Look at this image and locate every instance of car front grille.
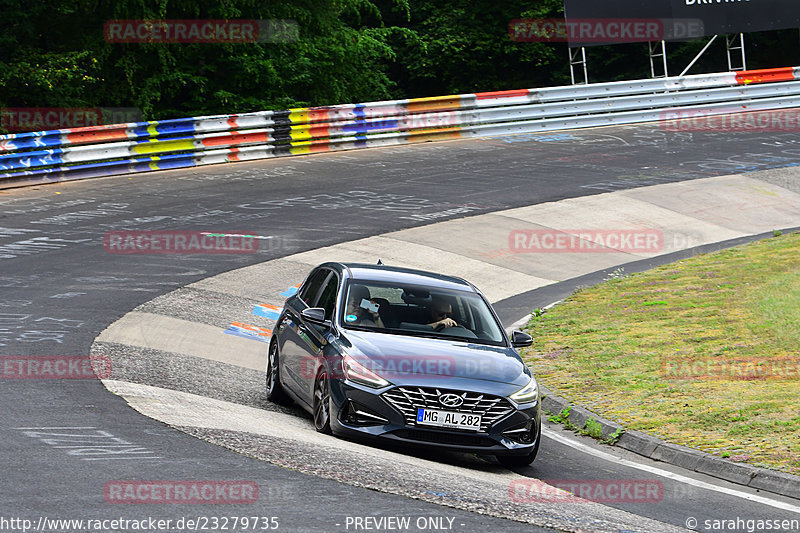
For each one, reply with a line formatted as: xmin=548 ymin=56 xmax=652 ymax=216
xmin=382 ymin=386 xmax=514 ymax=432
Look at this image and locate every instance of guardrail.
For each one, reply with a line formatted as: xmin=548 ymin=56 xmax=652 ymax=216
xmin=2 ymin=66 xmax=799 ymax=188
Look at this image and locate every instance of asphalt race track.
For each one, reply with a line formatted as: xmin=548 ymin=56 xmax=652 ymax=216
xmin=2 ymin=122 xmax=800 ymax=532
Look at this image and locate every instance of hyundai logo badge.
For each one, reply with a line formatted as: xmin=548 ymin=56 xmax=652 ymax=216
xmin=438 ymin=393 xmax=464 ymax=408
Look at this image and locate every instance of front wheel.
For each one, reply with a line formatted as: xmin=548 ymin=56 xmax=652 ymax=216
xmin=312 ymin=370 xmax=332 ymax=434
xmin=266 ymin=341 xmax=289 ymax=403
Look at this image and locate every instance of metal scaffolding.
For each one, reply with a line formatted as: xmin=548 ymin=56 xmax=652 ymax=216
xmin=569 ymin=34 xmax=749 ymax=83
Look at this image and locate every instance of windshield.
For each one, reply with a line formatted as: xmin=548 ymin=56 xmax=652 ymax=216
xmin=340 ymin=280 xmax=506 ymax=346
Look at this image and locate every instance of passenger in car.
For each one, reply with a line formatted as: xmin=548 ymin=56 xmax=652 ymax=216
xmin=344 ymin=284 xmax=385 ymax=328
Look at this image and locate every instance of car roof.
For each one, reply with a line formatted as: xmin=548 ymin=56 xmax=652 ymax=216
xmin=322 ymin=262 xmax=477 ymax=292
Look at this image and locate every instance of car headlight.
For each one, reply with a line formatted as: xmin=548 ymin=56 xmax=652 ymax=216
xmin=343 ymin=354 xmax=390 ymax=389
xmin=510 ymin=375 xmax=539 ymax=404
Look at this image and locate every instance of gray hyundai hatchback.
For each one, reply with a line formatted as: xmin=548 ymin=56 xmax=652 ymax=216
xmin=266 ymin=262 xmax=541 ymax=467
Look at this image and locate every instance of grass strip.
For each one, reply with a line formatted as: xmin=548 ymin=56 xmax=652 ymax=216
xmin=521 ymin=231 xmax=800 ymax=475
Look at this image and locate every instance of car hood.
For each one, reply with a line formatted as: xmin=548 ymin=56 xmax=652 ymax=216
xmin=341 ymin=329 xmax=530 ymax=386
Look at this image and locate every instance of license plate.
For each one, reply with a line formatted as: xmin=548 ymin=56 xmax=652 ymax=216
xmin=416 ymin=408 xmax=481 ymax=431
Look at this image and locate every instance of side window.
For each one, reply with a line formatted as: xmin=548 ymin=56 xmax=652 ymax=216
xmin=316 ymin=274 xmax=339 ymax=320
xmin=299 ymin=269 xmax=329 ymax=306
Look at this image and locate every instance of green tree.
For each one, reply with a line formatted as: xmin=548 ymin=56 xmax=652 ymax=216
xmin=390 ymin=0 xmax=567 ymax=97
xmin=0 ymin=0 xmax=797 ymax=130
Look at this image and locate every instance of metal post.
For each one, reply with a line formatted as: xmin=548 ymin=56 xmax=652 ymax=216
xmin=649 ymin=41 xmax=668 ymax=78
xmin=726 ymin=33 xmax=747 ymax=71
xmin=569 ymin=47 xmax=588 ymax=85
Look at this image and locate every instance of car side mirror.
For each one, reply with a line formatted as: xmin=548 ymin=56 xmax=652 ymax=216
xmin=511 ymin=330 xmax=533 ymax=348
xmin=301 ymin=307 xmax=330 ymax=327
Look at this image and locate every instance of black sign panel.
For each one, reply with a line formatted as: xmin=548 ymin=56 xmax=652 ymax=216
xmin=563 ymin=0 xmax=800 ymax=47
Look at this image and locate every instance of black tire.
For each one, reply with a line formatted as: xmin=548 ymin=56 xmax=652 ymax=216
xmin=266 ymin=341 xmax=289 ymax=404
xmin=312 ymin=370 xmax=332 ymax=434
xmin=497 ymin=423 xmax=541 ymax=468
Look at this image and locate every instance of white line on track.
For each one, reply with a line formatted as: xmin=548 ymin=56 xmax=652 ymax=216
xmin=542 ymin=427 xmax=800 ymax=513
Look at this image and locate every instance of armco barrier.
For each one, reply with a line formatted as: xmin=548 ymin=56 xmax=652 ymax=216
xmin=2 ymin=66 xmax=800 ymax=188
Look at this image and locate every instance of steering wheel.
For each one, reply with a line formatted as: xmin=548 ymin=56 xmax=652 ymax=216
xmin=435 ymin=320 xmax=468 ymax=332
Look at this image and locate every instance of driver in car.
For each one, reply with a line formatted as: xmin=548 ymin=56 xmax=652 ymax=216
xmin=426 ymin=296 xmax=457 ymax=330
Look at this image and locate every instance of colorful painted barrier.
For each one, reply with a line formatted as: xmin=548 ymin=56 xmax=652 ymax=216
xmin=2 ymin=67 xmax=800 ymax=188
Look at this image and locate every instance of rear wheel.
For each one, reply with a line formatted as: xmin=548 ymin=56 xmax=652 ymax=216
xmin=312 ymin=370 xmax=332 ymax=434
xmin=266 ymin=341 xmax=289 ymax=403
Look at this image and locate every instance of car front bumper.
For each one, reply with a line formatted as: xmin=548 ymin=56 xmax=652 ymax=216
xmin=329 ymin=380 xmax=541 ymax=456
